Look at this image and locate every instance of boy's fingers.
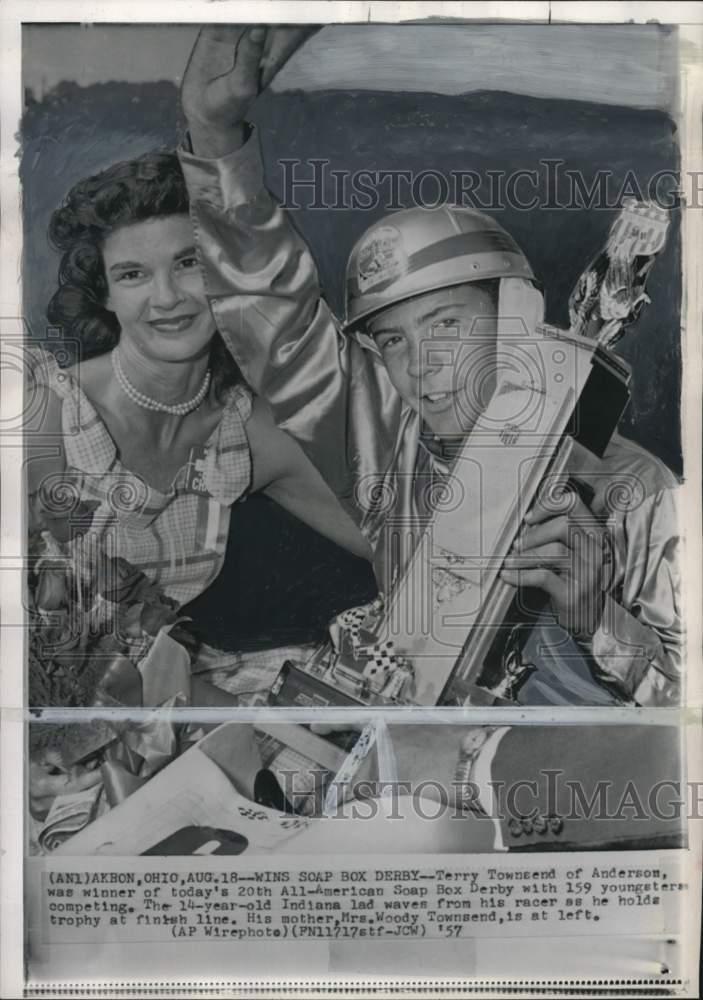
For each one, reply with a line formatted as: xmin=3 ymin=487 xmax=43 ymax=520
xmin=500 ymin=566 xmax=561 ymax=598
xmin=516 ymin=517 xmax=570 ymax=550
xmin=195 ymin=25 xmax=250 ymax=46
xmin=526 ymin=486 xmax=577 ymax=525
xmin=186 ymin=25 xmax=248 ymax=78
xmin=258 ymin=26 xmax=321 ymax=89
xmin=183 ymin=27 xmax=265 ymax=127
xmin=234 ymin=24 xmax=269 ymax=71
xmin=503 ymin=541 xmax=570 ymax=571
xmin=193 ymin=23 xmax=265 ymax=59
xmin=183 ymin=25 xmax=263 ymax=102
xmin=205 ymin=26 xmax=266 ymax=95
xmin=526 ymin=490 xmax=591 ymax=526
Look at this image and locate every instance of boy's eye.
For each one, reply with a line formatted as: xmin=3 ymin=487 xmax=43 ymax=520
xmin=377 ymin=334 xmax=403 ymax=352
xmin=433 ymin=317 xmax=461 ymax=332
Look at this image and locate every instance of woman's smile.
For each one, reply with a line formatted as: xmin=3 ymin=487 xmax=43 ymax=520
xmin=147 ymin=313 xmax=201 ymax=333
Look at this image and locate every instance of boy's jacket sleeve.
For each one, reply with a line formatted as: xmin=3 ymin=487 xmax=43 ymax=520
xmin=179 ymin=136 xmax=402 ymax=506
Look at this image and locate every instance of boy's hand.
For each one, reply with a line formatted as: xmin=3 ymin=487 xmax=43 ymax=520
xmin=181 ymin=25 xmax=318 ymax=157
xmin=500 ymin=489 xmax=613 ymax=640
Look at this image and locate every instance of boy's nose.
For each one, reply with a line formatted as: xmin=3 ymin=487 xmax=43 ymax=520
xmin=406 ymin=350 xmax=423 ymax=379
xmin=407 ymin=338 xmax=441 ymax=380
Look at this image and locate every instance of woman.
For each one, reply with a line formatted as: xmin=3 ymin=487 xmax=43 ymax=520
xmin=28 ymin=150 xmax=372 ymax=704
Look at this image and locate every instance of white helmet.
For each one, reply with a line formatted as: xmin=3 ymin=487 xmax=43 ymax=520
xmin=344 ymin=205 xmax=535 ymax=331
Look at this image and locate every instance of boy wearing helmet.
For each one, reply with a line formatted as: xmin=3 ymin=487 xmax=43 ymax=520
xmin=179 ymin=27 xmax=680 ymax=707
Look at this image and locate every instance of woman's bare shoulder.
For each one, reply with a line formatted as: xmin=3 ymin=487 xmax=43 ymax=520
xmin=70 ymin=354 xmax=113 ymax=404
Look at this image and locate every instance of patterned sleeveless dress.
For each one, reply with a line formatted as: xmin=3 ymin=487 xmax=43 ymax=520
xmin=30 ymin=349 xmax=253 ymax=607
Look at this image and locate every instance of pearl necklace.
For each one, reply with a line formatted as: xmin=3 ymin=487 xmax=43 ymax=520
xmin=111 ymin=349 xmax=211 ymax=416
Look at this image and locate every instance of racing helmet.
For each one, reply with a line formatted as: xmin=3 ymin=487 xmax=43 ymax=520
xmin=344 ymin=205 xmax=535 ymax=332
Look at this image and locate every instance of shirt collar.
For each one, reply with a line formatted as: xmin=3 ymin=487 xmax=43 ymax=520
xmin=418 ymin=424 xmax=466 ymax=473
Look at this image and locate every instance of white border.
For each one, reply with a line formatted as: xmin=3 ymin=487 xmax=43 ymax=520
xmin=1 ymin=7 xmax=26 ymax=998
xmin=4 ymin=0 xmax=703 ymax=26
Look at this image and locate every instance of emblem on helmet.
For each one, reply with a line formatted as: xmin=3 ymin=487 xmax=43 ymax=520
xmin=357 ymin=225 xmax=408 ymax=293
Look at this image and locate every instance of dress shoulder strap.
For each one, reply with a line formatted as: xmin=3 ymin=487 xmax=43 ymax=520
xmin=204 ymin=382 xmax=253 ymax=504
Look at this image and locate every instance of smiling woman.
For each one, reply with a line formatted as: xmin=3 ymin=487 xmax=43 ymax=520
xmin=28 ymin=151 xmax=372 ymax=710
xmin=47 ymin=153 xmax=236 ymax=382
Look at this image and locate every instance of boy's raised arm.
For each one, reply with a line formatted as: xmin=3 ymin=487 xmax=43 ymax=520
xmin=178 ymin=26 xmax=356 ymax=497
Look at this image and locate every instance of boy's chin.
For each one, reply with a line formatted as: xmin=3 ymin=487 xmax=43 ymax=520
xmin=423 ymin=409 xmax=478 ymax=441
xmin=427 ymin=422 xmax=469 ymax=441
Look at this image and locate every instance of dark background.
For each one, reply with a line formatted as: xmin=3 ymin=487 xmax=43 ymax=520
xmin=21 ymin=80 xmax=682 ymax=650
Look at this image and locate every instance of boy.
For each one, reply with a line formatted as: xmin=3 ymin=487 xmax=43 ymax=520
xmin=179 ymin=27 xmax=680 ymax=706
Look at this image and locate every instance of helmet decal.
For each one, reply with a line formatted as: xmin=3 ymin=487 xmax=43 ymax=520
xmin=357 ymin=225 xmax=408 ymax=294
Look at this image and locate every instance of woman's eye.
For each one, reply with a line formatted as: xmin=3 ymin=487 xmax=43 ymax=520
xmin=435 ymin=317 xmax=461 ymax=331
xmin=176 ymin=256 xmax=199 ymax=271
xmin=115 ymin=269 xmax=144 ymax=282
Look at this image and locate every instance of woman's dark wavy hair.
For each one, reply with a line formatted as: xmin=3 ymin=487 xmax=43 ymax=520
xmin=47 ymin=150 xmax=241 ymax=398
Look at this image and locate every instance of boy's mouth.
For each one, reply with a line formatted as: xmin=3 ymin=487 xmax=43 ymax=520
xmin=421 ymin=390 xmax=455 ymax=411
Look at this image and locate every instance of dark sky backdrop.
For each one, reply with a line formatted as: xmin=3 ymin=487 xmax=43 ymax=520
xmin=22 ymin=81 xmax=682 ymax=474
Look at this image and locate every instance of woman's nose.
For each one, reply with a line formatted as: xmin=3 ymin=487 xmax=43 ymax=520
xmin=150 ymin=271 xmax=184 ymax=310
